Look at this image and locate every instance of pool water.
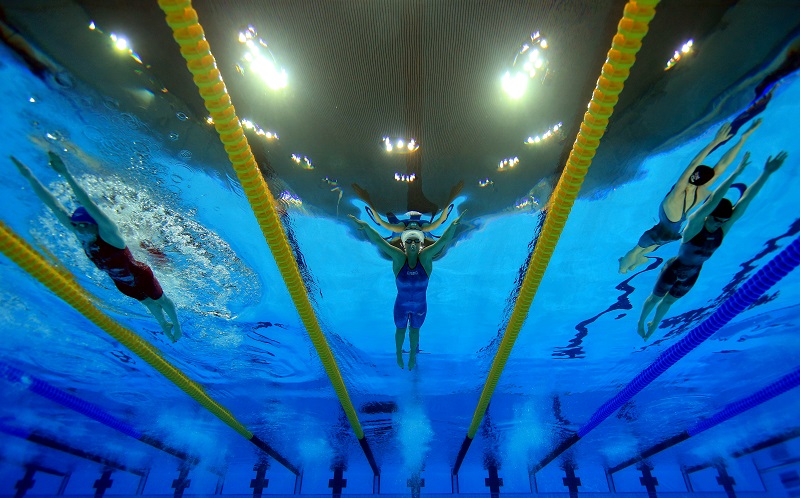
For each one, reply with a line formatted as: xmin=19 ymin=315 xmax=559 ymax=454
xmin=1 ymin=13 xmax=800 ymax=498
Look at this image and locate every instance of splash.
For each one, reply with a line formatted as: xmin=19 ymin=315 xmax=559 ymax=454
xmin=28 ymin=174 xmax=259 ymax=319
xmin=395 ymin=396 xmax=433 ymax=475
xmin=501 ymin=400 xmax=548 ymax=472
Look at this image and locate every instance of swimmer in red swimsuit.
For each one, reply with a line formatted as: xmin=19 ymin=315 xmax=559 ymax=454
xmin=637 ymin=150 xmax=788 ymax=340
xmin=619 ymin=120 xmax=762 ymax=274
xmin=350 ymin=211 xmax=463 ymax=370
xmin=12 ymin=152 xmax=183 ymax=342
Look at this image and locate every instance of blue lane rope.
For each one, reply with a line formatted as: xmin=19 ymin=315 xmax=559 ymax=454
xmin=532 ymin=236 xmax=800 ymax=472
xmin=610 ymin=365 xmax=800 ymax=473
xmin=578 ymin=236 xmax=800 ymax=437
xmin=0 ymin=361 xmax=197 ymax=462
xmin=687 ymin=366 xmax=800 ymax=436
xmin=0 ymin=362 xmax=142 ymax=439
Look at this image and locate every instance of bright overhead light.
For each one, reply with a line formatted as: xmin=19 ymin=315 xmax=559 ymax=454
xmin=502 ymin=71 xmax=528 ymax=99
xmin=237 ymin=26 xmax=288 ymax=90
xmin=502 ymin=31 xmax=550 ymax=98
xmin=665 ymin=39 xmax=694 ymax=71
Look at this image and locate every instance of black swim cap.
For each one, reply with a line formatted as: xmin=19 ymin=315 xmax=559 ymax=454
xmin=710 ymin=198 xmax=733 ymax=219
xmin=690 ymin=165 xmax=715 ymax=185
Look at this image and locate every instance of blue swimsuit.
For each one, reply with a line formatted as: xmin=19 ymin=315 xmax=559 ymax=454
xmin=394 ymin=259 xmax=429 ymax=329
xmin=637 ymin=187 xmax=698 ymax=248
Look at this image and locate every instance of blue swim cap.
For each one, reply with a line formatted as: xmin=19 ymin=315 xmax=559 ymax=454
xmin=70 ymin=207 xmax=97 ymax=225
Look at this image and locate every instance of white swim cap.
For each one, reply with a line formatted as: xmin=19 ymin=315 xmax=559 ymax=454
xmin=401 ymin=229 xmax=425 ymax=247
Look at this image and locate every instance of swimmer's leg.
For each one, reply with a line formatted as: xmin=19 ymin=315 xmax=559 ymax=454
xmin=395 ymin=328 xmax=406 ymax=369
xmin=645 ymin=294 xmax=679 ymax=339
xmin=142 ymin=298 xmax=173 ymax=339
xmin=637 ymin=293 xmax=661 ymax=339
xmin=620 ymin=244 xmax=658 ymax=274
xmin=408 ymin=328 xmax=420 ymax=371
xmin=157 ymin=295 xmax=182 ymax=342
xmin=142 ymin=296 xmax=181 ymax=342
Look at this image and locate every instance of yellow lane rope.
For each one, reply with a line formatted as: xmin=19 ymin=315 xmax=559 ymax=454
xmin=156 ymin=0 xmax=365 ymax=439
xmin=466 ymin=0 xmax=660 ymax=438
xmin=0 ymin=221 xmax=253 ymax=438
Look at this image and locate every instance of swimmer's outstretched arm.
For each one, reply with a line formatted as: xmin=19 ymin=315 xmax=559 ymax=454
xmin=349 ymin=215 xmax=405 ymax=262
xmin=351 ymin=183 xmax=406 ymax=233
xmin=422 ymin=211 xmax=464 ymax=260
xmin=724 ymin=151 xmax=788 ymax=231
xmin=420 ymin=180 xmax=465 ymax=232
xmin=47 ymin=152 xmax=125 ymax=248
xmin=11 ymin=155 xmax=72 ymax=227
xmin=712 ymin=119 xmax=762 ymax=179
xmin=676 ymin=123 xmax=733 ymax=186
xmin=683 ymin=154 xmax=749 ymax=241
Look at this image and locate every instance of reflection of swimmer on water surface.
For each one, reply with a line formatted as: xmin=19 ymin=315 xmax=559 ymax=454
xmin=619 ymin=120 xmax=761 ymax=274
xmin=0 ymin=17 xmax=72 ymax=88
xmin=352 ymin=180 xmax=463 ymax=236
xmin=637 ymin=150 xmax=788 ymax=340
xmin=11 ymin=152 xmax=183 ymax=342
xmin=349 ymin=211 xmax=464 ymax=371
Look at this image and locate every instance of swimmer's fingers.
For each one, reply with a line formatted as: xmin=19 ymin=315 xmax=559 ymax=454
xmin=449 ymin=180 xmax=464 ymax=200
xmin=351 ymin=183 xmax=371 ymax=203
xmin=737 ymin=152 xmax=751 ymax=171
xmin=47 ymin=152 xmax=68 ymax=174
xmin=743 ymin=118 xmax=763 ymax=136
xmin=10 ymin=156 xmax=33 ymax=177
xmin=348 ymin=214 xmax=366 ymax=228
xmin=716 ymin=122 xmax=733 ymax=141
xmin=765 ymin=151 xmax=789 ymax=172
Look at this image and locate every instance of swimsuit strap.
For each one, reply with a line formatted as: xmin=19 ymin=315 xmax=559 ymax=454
xmin=682 ymin=188 xmax=698 ymax=215
xmin=365 ymin=206 xmax=379 ymax=225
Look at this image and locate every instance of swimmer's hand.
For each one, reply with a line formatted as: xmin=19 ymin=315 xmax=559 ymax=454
xmin=10 ymin=156 xmax=34 ymax=178
xmin=452 ymin=210 xmax=466 ymax=225
xmin=447 ymin=180 xmax=465 ymax=204
xmin=743 ymin=118 xmax=762 ymax=137
xmin=348 ymin=214 xmax=368 ymax=229
xmin=47 ymin=152 xmax=69 ymax=175
xmin=734 ymin=152 xmax=751 ymax=174
xmin=714 ymin=122 xmax=733 ymax=143
xmin=764 ymin=151 xmax=789 ymax=173
xmin=351 ymin=183 xmax=373 ymax=205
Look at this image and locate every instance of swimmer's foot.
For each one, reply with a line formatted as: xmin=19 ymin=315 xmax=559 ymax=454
xmin=408 ymin=354 xmax=416 ymax=371
xmin=172 ymin=323 xmax=183 ymax=342
xmin=396 ymin=352 xmax=405 ymax=369
xmin=637 ymin=319 xmax=647 ymax=340
xmin=619 ymin=256 xmax=630 ymax=274
xmin=625 ymin=255 xmax=649 ymax=274
xmin=161 ymin=322 xmax=178 ymax=343
xmin=646 ymin=321 xmax=659 ymax=339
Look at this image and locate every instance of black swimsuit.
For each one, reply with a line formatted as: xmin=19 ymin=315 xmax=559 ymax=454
xmin=653 ymin=225 xmax=724 ymax=298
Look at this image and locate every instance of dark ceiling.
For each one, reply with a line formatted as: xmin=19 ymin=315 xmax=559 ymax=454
xmin=3 ymin=0 xmax=798 ymax=219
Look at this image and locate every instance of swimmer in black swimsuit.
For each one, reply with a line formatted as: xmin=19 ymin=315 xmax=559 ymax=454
xmin=350 ymin=211 xmax=463 ymax=370
xmin=637 ymin=150 xmax=789 ymax=340
xmin=12 ymin=152 xmax=183 ymax=342
xmin=619 ymin=120 xmax=762 ymax=274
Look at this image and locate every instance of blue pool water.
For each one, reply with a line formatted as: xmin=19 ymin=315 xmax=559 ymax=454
xmin=1 ymin=23 xmax=800 ymax=498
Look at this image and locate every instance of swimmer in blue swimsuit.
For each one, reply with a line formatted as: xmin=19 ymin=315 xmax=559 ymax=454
xmin=350 ymin=211 xmax=464 ymax=370
xmin=637 ymin=150 xmax=788 ymax=339
xmin=352 ymin=181 xmax=463 ymax=235
xmin=12 ymin=152 xmax=183 ymax=342
xmin=619 ymin=120 xmax=762 ymax=274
